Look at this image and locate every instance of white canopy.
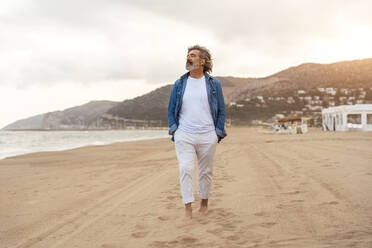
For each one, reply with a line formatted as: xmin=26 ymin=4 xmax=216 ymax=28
xmin=322 ymin=104 xmax=372 ymax=131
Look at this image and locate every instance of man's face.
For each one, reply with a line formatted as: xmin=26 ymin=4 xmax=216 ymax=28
xmin=186 ymin=49 xmax=204 ymax=71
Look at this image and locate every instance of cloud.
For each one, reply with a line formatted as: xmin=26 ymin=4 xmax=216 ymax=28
xmin=124 ymin=0 xmax=372 ymax=74
xmin=0 ymin=0 xmax=208 ymax=88
xmin=124 ymin=0 xmax=372 ymax=41
xmin=1 ymin=0 xmax=372 ymax=90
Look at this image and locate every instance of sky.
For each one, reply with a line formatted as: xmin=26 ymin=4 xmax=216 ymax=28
xmin=1 ymin=0 xmax=372 ymax=128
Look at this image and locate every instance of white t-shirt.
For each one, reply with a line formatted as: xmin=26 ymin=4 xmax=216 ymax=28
xmin=178 ymin=76 xmax=215 ymax=133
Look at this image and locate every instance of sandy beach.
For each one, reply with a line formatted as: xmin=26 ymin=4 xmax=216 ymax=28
xmin=1 ymin=127 xmax=372 ymax=248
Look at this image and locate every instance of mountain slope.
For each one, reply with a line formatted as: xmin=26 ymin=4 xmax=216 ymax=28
xmin=226 ymin=58 xmax=372 ymax=102
xmin=3 ymin=100 xmax=119 ymax=130
xmin=4 ymin=58 xmax=372 ymax=129
xmin=106 ymin=85 xmax=172 ymax=124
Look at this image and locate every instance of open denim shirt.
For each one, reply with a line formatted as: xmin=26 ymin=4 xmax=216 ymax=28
xmin=167 ymin=72 xmax=227 ymax=143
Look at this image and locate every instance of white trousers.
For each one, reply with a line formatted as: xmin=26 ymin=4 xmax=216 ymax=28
xmin=174 ymin=129 xmax=218 ymax=204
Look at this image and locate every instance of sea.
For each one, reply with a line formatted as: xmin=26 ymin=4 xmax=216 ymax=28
xmin=0 ymin=129 xmax=169 ymax=160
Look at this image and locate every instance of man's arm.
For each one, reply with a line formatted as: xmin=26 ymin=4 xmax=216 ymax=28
xmin=215 ymin=81 xmax=226 ymax=141
xmin=167 ymin=82 xmax=178 ymax=136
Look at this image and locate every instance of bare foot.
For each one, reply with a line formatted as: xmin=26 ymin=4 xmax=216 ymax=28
xmin=198 ymin=206 xmax=208 ymax=215
xmin=176 ymin=203 xmax=194 ymax=228
xmin=185 ymin=203 xmax=192 ymax=219
xmin=199 ymin=199 xmax=209 ymax=215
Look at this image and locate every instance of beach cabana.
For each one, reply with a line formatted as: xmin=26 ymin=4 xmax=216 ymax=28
xmin=275 ymin=116 xmax=308 ymax=134
xmin=322 ymin=104 xmax=372 ymax=131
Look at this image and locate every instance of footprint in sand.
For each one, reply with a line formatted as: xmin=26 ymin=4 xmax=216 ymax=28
xmin=179 ymin=236 xmax=198 ymax=245
xmin=291 ymin=199 xmax=304 ymax=203
xmin=157 ymin=216 xmax=169 ymax=221
xmin=197 ymin=217 xmax=209 ymax=225
xmin=214 ymin=192 xmax=224 ymax=197
xmin=151 ymin=240 xmax=179 ymax=247
xmin=276 ymin=203 xmax=287 ymax=209
xmin=101 ymin=244 xmax=118 ymax=248
xmin=176 ymin=218 xmax=197 ymax=228
xmin=134 ymin=223 xmax=147 ymax=231
xmin=320 ymin=201 xmax=339 ymax=206
xmin=254 ymin=211 xmax=270 ymax=217
xmin=226 ymin=235 xmax=240 ymax=241
xmin=214 ymin=208 xmax=236 ymax=218
xmin=260 ymin=222 xmax=277 ymax=228
xmin=281 ymin=190 xmax=301 ymax=195
xmin=165 ymin=202 xmax=175 ymax=208
xmin=219 ymin=221 xmax=238 ymax=230
xmin=131 ymin=231 xmax=149 ymax=238
xmin=207 ymin=228 xmax=223 ymax=236
xmin=166 ymin=195 xmax=178 ymax=200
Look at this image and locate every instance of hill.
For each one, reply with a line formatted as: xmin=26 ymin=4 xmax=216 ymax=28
xmin=3 ymin=100 xmax=119 ymax=130
xmin=3 ymin=58 xmax=372 ymax=129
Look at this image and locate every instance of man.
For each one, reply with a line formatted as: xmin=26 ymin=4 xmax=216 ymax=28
xmin=167 ymin=45 xmax=227 ymax=219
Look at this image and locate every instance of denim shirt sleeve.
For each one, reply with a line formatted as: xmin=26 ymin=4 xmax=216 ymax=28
xmin=215 ymin=79 xmax=227 ymax=141
xmin=167 ymin=81 xmax=178 ymax=136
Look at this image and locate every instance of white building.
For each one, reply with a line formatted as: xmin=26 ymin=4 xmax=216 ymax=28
xmin=340 ymin=88 xmax=349 ymax=95
xmin=287 ymin=97 xmax=295 ymax=104
xmin=298 ymin=90 xmax=306 ymax=94
xmin=322 ymin=104 xmax=372 ymax=131
xmin=326 ymin=88 xmax=337 ymax=95
xmin=256 ymin=96 xmax=265 ymax=103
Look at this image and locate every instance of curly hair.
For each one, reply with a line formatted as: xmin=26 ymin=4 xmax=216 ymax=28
xmin=188 ymin=45 xmax=213 ymax=73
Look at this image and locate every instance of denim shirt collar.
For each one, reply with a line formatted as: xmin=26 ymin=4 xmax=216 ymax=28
xmin=180 ymin=72 xmax=212 ymax=82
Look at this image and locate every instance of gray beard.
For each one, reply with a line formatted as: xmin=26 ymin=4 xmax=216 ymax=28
xmin=185 ymin=61 xmax=200 ymax=71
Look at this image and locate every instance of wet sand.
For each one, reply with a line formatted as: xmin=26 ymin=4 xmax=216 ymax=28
xmin=1 ymin=127 xmax=372 ymax=247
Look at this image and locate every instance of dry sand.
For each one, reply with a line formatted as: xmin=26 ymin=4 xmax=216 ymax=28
xmin=1 ymin=127 xmax=372 ymax=248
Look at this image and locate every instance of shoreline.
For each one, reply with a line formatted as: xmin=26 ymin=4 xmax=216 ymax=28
xmin=0 ymin=127 xmax=168 ymax=131
xmin=0 ymin=135 xmax=169 ymax=161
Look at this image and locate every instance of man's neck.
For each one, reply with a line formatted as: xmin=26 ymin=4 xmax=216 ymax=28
xmin=189 ymin=68 xmax=204 ymax=79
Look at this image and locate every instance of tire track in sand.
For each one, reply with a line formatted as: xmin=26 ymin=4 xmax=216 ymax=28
xmin=249 ymin=143 xmax=318 ymax=237
xmin=14 ymin=163 xmax=172 ymax=248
